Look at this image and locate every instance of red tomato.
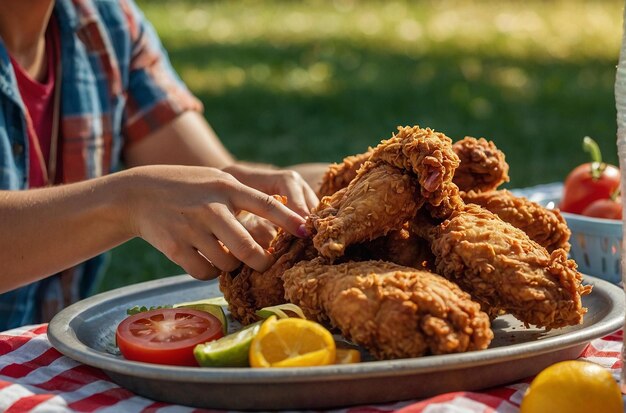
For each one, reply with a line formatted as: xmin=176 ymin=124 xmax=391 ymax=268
xmin=581 ymin=198 xmax=623 ymax=220
xmin=116 ymin=308 xmax=223 ymax=366
xmin=560 ymin=163 xmax=620 ymax=214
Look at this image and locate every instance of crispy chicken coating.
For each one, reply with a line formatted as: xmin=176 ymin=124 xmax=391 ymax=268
xmin=219 ymin=230 xmax=317 ymax=325
xmin=308 ymin=126 xmax=461 ymax=260
xmin=368 ymin=126 xmax=460 ymax=207
xmin=461 ymin=189 xmax=571 ymax=252
xmin=452 ymin=136 xmax=509 ymax=192
xmin=282 ymin=259 xmax=493 ymax=360
xmin=425 ymin=182 xmax=466 ymax=219
xmin=309 ymin=163 xmax=422 ymax=261
xmin=318 ymin=127 xmax=463 ymax=202
xmin=414 ymin=203 xmax=591 ymax=329
xmin=221 ymin=123 xmax=589 ymax=354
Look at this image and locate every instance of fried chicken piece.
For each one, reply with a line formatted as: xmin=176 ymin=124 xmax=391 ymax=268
xmin=452 ymin=136 xmax=509 ymax=192
xmin=425 ymin=182 xmax=466 ymax=219
xmin=452 ymin=137 xmax=570 ymax=252
xmin=368 ymin=126 xmax=460 ymax=207
xmin=318 ymin=150 xmax=372 ymax=198
xmin=308 ymin=126 xmax=460 ymax=260
xmin=461 ymin=189 xmax=571 ymax=252
xmin=318 ymin=126 xmax=460 ymax=219
xmin=308 ymin=163 xmax=422 ymax=261
xmin=282 ymin=259 xmax=493 ymax=360
xmin=414 ymin=203 xmax=591 ymax=329
xmin=219 ymin=230 xmax=317 ymax=325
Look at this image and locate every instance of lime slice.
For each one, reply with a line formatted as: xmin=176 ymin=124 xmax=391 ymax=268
xmin=194 ymin=322 xmax=262 ymax=367
xmin=255 ymin=303 xmax=306 ymax=320
xmin=174 ymin=303 xmax=228 ymax=335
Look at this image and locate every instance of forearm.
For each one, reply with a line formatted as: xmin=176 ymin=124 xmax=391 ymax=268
xmin=124 ymin=111 xmax=235 ymax=169
xmin=123 ymin=111 xmax=327 ymax=218
xmin=0 ymin=172 xmax=132 ymax=292
xmin=123 ymin=112 xmax=327 ymax=190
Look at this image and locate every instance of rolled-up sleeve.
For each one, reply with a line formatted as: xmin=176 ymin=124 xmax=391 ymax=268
xmin=120 ymin=0 xmax=203 ymax=146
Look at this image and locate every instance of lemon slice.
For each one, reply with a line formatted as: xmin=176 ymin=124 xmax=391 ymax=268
xmin=249 ymin=315 xmax=336 ymax=368
xmin=174 ymin=303 xmax=228 ymax=335
xmin=520 ymin=360 xmax=623 ymax=413
xmin=194 ymin=322 xmax=261 ymax=367
xmin=334 ymin=348 xmax=361 ymax=364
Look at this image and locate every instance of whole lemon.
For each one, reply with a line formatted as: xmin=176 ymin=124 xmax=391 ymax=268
xmin=520 ymin=360 xmax=623 ymax=413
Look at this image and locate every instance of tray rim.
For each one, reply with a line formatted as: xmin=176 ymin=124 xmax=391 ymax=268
xmin=48 ymin=274 xmax=624 ymax=384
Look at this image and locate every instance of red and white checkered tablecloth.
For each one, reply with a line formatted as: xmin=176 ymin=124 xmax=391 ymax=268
xmin=0 ymin=324 xmax=623 ymax=413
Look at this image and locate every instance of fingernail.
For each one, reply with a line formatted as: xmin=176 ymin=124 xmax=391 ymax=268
xmin=296 ymin=223 xmax=310 ymax=238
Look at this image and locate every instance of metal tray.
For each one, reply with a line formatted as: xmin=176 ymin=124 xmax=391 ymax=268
xmin=48 ymin=274 xmax=624 ymax=411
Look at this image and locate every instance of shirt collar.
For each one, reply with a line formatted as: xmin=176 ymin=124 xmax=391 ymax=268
xmin=54 ymin=0 xmax=80 ymax=34
xmin=0 ymin=40 xmax=22 ymax=108
xmin=55 ymin=0 xmax=101 ymax=35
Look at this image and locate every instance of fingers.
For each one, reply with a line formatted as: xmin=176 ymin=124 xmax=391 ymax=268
xmin=169 ymin=246 xmax=220 ymax=281
xmin=303 ymin=184 xmax=319 ymax=211
xmin=285 ymin=192 xmax=309 ymax=218
xmin=273 ymin=171 xmax=318 ymax=217
xmin=231 ymin=186 xmax=307 ymax=238
xmin=223 ymin=165 xmax=319 ymax=218
xmin=209 ymin=204 xmax=275 ymax=272
xmin=238 ymin=211 xmax=277 ymax=249
xmin=148 ymin=167 xmax=318 ymax=276
xmin=159 ymin=225 xmax=248 ymax=280
xmin=249 ymin=223 xmax=277 ymax=249
xmin=193 ymin=232 xmax=241 ymax=272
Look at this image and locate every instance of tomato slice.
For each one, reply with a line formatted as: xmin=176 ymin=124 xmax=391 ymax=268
xmin=116 ymin=308 xmax=224 ymax=366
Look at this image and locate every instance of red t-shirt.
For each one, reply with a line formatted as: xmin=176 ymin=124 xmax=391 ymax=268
xmin=10 ymin=16 xmax=60 ymax=188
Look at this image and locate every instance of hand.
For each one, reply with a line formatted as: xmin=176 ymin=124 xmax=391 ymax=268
xmin=223 ymin=163 xmax=319 ymax=217
xmin=124 ymin=165 xmax=307 ymax=280
xmin=237 ymin=211 xmax=277 ymax=249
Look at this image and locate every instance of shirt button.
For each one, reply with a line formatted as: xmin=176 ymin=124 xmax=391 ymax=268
xmin=12 ymin=143 xmax=24 ymax=156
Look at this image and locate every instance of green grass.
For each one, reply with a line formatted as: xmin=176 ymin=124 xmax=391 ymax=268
xmin=98 ymin=0 xmax=624 ymax=292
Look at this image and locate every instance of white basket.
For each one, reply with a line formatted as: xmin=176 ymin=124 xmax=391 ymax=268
xmin=512 ymin=183 xmax=622 ymax=283
xmin=561 ymin=212 xmax=622 ymax=284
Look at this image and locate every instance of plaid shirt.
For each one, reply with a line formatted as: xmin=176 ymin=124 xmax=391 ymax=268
xmin=0 ymin=0 xmax=202 ymax=329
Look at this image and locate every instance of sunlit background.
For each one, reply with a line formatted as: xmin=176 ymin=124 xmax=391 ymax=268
xmin=100 ymin=0 xmax=623 ymax=291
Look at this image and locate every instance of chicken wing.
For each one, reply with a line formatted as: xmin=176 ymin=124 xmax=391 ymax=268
xmin=282 ymin=259 xmax=493 ymax=360
xmin=308 ymin=126 xmax=461 ymax=260
xmin=367 ymin=125 xmax=460 ymax=206
xmin=452 ymin=136 xmax=509 ymax=192
xmin=308 ymin=163 xmax=422 ymax=261
xmin=461 ymin=189 xmax=571 ymax=252
xmin=413 ymin=203 xmax=591 ymax=329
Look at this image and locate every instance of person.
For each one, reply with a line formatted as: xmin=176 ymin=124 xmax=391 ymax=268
xmin=0 ymin=0 xmax=327 ymax=329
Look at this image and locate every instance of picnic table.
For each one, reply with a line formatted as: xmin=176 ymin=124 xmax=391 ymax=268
xmin=0 ymin=323 xmax=623 ymax=413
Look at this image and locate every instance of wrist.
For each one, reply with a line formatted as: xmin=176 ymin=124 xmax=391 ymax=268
xmin=105 ymin=168 xmax=146 ymax=239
